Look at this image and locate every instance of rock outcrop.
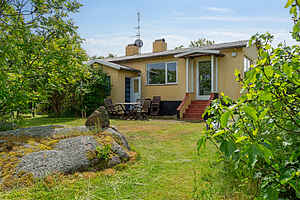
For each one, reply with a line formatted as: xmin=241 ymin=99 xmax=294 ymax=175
xmin=85 ymin=106 xmax=110 ymax=130
xmin=15 ymin=129 xmax=131 ymax=179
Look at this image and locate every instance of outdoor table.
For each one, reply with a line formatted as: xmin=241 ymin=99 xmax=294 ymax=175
xmin=114 ymin=102 xmax=141 ymax=119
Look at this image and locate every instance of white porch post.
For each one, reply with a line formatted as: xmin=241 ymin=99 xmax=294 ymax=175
xmin=211 ymin=55 xmax=214 ymax=93
xmin=191 ymin=59 xmax=194 ymax=92
xmin=216 ymin=56 xmax=218 ymax=92
xmin=186 ymin=58 xmax=189 ymax=93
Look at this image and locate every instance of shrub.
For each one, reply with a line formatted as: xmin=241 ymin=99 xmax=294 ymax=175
xmin=199 ymin=33 xmax=300 ymax=199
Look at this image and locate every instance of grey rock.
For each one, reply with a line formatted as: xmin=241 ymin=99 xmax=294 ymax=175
xmin=111 ymin=142 xmax=129 ymax=161
xmin=17 ymin=136 xmax=101 ymax=178
xmin=54 ymin=136 xmax=99 ymax=152
xmin=0 ymin=125 xmax=93 ymax=138
xmin=15 ymin=135 xmax=131 ymax=178
xmin=54 ymin=126 xmax=93 ymax=135
xmin=17 ymin=150 xmax=70 ymax=177
xmin=0 ymin=125 xmax=64 ymax=138
xmin=106 ymin=127 xmax=130 ymax=150
xmin=85 ymin=106 xmax=110 ymax=129
xmin=107 ymin=156 xmax=121 ymax=168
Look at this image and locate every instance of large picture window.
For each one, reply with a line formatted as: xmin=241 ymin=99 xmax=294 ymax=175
xmin=147 ymin=62 xmax=177 ymax=85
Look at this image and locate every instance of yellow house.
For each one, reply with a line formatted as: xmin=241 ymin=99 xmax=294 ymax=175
xmin=87 ymin=39 xmax=256 ymax=120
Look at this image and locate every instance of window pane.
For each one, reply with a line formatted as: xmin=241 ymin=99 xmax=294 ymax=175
xmin=147 ymin=63 xmax=165 ymax=84
xmin=198 ymin=61 xmax=211 ymax=95
xmin=167 ymin=62 xmax=177 ymax=83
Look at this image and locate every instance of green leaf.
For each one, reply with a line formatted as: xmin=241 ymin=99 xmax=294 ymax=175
xmin=197 ymin=136 xmax=207 ymax=153
xmin=247 ymin=144 xmax=259 ymax=168
xmin=242 ymin=106 xmax=258 ymax=121
xmin=280 ymin=169 xmax=295 ymax=184
xmin=213 ymin=130 xmax=225 ymax=137
xmin=284 ymin=0 xmax=294 ymax=8
xmin=264 ymin=65 xmax=273 ymax=77
xmin=220 ymin=111 xmax=230 ymax=128
xmin=259 ymin=108 xmax=269 ymax=119
xmin=220 ymin=140 xmax=236 ymax=158
xmin=263 ymin=187 xmax=279 ymax=199
xmin=236 ymin=136 xmax=248 ymax=143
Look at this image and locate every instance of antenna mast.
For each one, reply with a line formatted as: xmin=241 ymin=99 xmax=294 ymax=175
xmin=134 ymin=12 xmax=143 ymax=48
xmin=136 ymin=12 xmax=141 ymax=40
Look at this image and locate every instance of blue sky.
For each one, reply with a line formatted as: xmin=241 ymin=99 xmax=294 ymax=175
xmin=72 ymin=0 xmax=297 ymax=57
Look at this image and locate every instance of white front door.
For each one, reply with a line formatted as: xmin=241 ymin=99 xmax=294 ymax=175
xmin=196 ymin=61 xmax=211 ymax=100
xmin=130 ymin=77 xmax=141 ymax=102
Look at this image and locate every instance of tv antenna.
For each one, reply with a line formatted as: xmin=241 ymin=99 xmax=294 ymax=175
xmin=134 ymin=12 xmax=143 ymax=48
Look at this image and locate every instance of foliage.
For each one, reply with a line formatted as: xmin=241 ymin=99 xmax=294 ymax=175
xmin=78 ymin=66 xmax=111 ymax=116
xmin=189 ymin=38 xmax=215 ymax=48
xmin=198 ymin=2 xmax=300 ymax=198
xmin=174 ymin=45 xmax=184 ymax=50
xmin=285 ymin=0 xmax=300 ymax=41
xmin=0 ymin=0 xmax=87 ymax=119
xmin=95 ymin=144 xmax=111 ymax=161
xmin=173 ymin=38 xmax=215 ymax=50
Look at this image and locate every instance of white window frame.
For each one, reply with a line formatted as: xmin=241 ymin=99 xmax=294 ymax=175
xmin=146 ymin=61 xmax=178 ymax=85
xmin=244 ymin=57 xmax=252 ymax=73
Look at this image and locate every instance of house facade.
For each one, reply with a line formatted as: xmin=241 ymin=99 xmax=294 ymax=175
xmin=87 ymin=39 xmax=257 ymax=120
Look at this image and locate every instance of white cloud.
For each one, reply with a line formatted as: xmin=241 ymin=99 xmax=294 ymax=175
xmin=175 ymin=16 xmax=288 ymax=23
xmin=82 ymin=28 xmax=297 ymax=57
xmin=206 ymin=7 xmax=233 ymax=13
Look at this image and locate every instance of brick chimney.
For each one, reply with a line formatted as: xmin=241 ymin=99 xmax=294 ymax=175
xmin=126 ymin=44 xmax=140 ymax=56
xmin=153 ymin=39 xmax=167 ymax=53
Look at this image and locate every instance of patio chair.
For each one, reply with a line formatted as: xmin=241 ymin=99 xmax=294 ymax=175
xmin=104 ymin=98 xmax=123 ymax=117
xmin=150 ymin=96 xmax=161 ymax=116
xmin=137 ymin=99 xmax=151 ymax=120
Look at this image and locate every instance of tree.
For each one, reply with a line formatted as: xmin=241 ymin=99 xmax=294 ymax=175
xmin=173 ymin=38 xmax=215 ymax=50
xmin=0 ymin=0 xmax=87 ymax=118
xmin=189 ymin=38 xmax=215 ymax=48
xmin=198 ymin=1 xmax=300 ymax=199
xmin=174 ymin=45 xmax=184 ymax=50
xmin=106 ymin=53 xmax=116 ymax=58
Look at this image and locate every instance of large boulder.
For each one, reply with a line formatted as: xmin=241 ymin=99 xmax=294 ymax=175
xmin=17 ymin=136 xmax=101 ymax=177
xmin=85 ymin=106 xmax=110 ymax=130
xmin=105 ymin=127 xmax=131 ymax=150
xmin=15 ymin=128 xmax=131 ymax=179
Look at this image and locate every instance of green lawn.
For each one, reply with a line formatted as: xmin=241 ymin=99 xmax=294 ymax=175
xmin=1 ymin=118 xmax=248 ymax=200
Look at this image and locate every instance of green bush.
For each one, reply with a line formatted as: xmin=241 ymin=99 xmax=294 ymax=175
xmin=199 ymin=33 xmax=300 ymax=199
xmin=198 ymin=1 xmax=300 ymax=197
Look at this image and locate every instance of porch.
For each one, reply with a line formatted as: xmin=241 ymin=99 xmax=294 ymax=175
xmin=176 ymin=50 xmax=223 ymax=120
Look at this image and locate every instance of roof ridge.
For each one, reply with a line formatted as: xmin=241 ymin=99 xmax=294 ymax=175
xmin=103 ymin=40 xmax=249 ymax=62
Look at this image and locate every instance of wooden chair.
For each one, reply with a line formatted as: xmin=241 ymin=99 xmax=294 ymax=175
xmin=104 ymin=98 xmax=123 ymax=117
xmin=150 ymin=96 xmax=161 ymax=116
xmin=137 ymin=99 xmax=151 ymax=120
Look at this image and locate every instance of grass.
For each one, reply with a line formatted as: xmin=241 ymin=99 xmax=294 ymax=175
xmin=0 ymin=118 xmax=249 ymax=200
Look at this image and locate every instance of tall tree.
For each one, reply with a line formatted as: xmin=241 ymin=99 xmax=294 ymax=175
xmin=0 ymin=0 xmax=88 ymax=117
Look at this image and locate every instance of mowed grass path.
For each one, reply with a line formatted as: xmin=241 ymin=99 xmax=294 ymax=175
xmin=0 ymin=118 xmax=238 ymax=200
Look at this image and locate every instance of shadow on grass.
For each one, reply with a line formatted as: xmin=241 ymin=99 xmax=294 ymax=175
xmin=17 ymin=116 xmax=85 ymax=128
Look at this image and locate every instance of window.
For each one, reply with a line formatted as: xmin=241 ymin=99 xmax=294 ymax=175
xmin=147 ymin=62 xmax=177 ymax=85
xmin=244 ymin=57 xmax=252 ymax=73
xmin=134 ymin=79 xmax=139 ymax=93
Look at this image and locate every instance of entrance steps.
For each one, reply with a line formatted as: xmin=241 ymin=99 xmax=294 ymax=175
xmin=183 ymin=100 xmax=210 ymax=121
